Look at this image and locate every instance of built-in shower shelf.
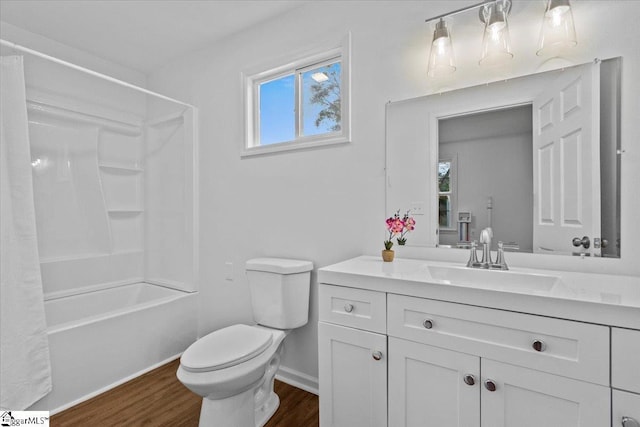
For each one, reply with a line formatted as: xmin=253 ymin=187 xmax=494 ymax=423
xmin=99 ymin=163 xmax=144 ymax=173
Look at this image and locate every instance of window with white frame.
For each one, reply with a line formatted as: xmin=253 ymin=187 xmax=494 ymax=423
xmin=438 ymin=158 xmax=456 ymax=230
xmin=243 ymin=38 xmax=350 ymax=156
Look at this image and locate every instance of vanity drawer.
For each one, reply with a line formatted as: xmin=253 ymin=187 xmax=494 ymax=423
xmin=612 ymin=327 xmax=640 ymax=394
xmin=387 ymin=294 xmax=609 ymax=385
xmin=319 ymin=284 xmax=386 ymax=333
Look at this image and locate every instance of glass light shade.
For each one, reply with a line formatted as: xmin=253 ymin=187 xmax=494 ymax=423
xmin=427 ymin=19 xmax=456 ymax=78
xmin=479 ymin=3 xmax=514 ymax=66
xmin=537 ymin=0 xmax=577 ymax=56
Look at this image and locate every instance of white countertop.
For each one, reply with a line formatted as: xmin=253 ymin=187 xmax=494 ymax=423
xmin=318 ymin=256 xmax=640 ymax=329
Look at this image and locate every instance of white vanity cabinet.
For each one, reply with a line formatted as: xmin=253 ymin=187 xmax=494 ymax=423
xmin=318 ymin=256 xmax=640 ymax=427
xmin=318 ymin=285 xmax=387 ymax=427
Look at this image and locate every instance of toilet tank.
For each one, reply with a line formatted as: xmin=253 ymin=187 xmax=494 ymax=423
xmin=245 ymin=258 xmax=313 ymax=329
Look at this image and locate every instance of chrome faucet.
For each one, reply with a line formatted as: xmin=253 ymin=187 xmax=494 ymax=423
xmin=479 ymin=227 xmax=493 ymax=268
xmin=466 ymin=227 xmax=509 ymax=270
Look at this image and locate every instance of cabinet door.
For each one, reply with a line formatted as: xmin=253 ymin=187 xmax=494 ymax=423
xmin=388 ymin=337 xmax=480 ymax=427
xmin=481 ymin=359 xmax=610 ymax=427
xmin=318 ymin=322 xmax=387 ymax=427
xmin=612 ymin=389 xmax=640 ymax=427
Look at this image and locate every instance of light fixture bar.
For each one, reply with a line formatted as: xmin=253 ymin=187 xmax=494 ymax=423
xmin=425 ymin=0 xmax=501 ymax=23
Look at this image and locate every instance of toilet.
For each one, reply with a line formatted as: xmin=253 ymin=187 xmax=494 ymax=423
xmin=177 ymin=258 xmax=313 ymax=427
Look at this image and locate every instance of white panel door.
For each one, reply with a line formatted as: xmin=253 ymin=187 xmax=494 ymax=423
xmin=388 ymin=337 xmax=479 ymax=427
xmin=481 ymin=359 xmax=610 ymax=427
xmin=318 ymin=322 xmax=387 ymax=427
xmin=532 ymin=61 xmax=601 ymax=255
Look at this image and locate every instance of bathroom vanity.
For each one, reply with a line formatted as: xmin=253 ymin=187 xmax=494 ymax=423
xmin=317 ymin=256 xmax=640 ymax=427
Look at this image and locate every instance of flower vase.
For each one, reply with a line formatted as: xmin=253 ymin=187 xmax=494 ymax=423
xmin=382 ymin=249 xmax=395 ymax=262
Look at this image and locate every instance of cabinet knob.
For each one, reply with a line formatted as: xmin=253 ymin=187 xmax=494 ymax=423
xmin=532 ymin=340 xmax=546 ymax=352
xmin=484 ymin=379 xmax=497 ymax=392
xmin=463 ymin=374 xmax=475 ymax=386
xmin=622 ymin=417 xmax=640 ymax=427
xmin=372 ymin=351 xmax=383 ymax=361
xmin=423 ymin=319 xmax=434 ymax=329
xmin=344 ymin=303 xmax=354 ymax=313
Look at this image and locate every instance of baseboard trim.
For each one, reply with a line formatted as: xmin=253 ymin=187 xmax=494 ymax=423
xmin=275 ymin=365 xmax=319 ymax=396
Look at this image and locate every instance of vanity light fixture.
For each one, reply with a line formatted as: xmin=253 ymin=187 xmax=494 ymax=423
xmin=427 ymin=18 xmax=456 ymax=77
xmin=425 ymin=0 xmax=513 ymax=78
xmin=536 ymin=0 xmax=577 ymax=56
xmin=479 ymin=0 xmax=514 ymax=66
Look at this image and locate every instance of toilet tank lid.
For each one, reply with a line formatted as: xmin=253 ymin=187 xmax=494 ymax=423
xmin=246 ymin=258 xmax=313 ymax=274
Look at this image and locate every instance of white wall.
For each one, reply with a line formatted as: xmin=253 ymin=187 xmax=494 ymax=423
xmin=147 ymin=1 xmax=640 ymax=387
xmin=0 ymin=22 xmax=146 ymax=86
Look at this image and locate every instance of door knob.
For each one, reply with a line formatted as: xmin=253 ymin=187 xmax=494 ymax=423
xmin=572 ymin=236 xmax=591 ymax=248
xmin=463 ymin=374 xmax=475 ymax=386
xmin=484 ymin=379 xmax=497 ymax=392
xmin=622 ymin=417 xmax=640 ymax=427
xmin=372 ymin=351 xmax=383 ymax=361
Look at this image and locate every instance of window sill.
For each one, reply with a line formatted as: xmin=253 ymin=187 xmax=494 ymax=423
xmin=241 ymin=135 xmax=350 ymax=158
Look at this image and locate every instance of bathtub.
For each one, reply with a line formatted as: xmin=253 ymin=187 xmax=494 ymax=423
xmin=28 ymin=282 xmax=198 ymax=414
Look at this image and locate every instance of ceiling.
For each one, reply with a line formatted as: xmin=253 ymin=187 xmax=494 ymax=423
xmin=0 ymin=0 xmax=306 ymax=74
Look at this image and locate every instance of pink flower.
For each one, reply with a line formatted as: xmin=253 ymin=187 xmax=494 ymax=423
xmin=404 ymin=217 xmax=416 ymax=231
xmin=385 ymin=210 xmax=417 ymax=250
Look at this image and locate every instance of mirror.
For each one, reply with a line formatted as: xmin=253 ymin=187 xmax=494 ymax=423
xmin=386 ymin=57 xmax=621 ymax=258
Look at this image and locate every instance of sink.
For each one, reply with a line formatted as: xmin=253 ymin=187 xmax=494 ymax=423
xmin=427 ymin=265 xmax=560 ymax=292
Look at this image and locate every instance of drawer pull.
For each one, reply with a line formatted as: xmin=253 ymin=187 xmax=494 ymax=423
xmin=622 ymin=417 xmax=640 ymax=427
xmin=463 ymin=374 xmax=475 ymax=386
xmin=372 ymin=351 xmax=383 ymax=361
xmin=423 ymin=319 xmax=434 ymax=329
xmin=484 ymin=379 xmax=497 ymax=392
xmin=532 ymin=339 xmax=546 ymax=352
xmin=344 ymin=303 xmax=354 ymax=313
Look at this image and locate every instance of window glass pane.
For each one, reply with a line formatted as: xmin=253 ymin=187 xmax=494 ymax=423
xmin=259 ymin=74 xmax=295 ymax=145
xmin=438 ymin=161 xmax=451 ymax=192
xmin=301 ymin=62 xmax=341 ymax=137
xmin=439 ymin=195 xmax=451 ymax=228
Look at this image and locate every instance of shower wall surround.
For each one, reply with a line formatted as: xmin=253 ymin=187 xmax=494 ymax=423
xmin=16 ymin=45 xmax=197 ymax=298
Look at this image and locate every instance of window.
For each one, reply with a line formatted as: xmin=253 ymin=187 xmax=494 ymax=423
xmin=438 ymin=158 xmax=456 ymax=230
xmin=243 ymin=37 xmax=350 ymax=156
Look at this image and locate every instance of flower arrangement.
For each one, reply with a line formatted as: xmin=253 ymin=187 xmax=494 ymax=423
xmin=384 ymin=210 xmax=416 ymax=250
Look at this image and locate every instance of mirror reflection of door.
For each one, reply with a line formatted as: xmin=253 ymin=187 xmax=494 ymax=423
xmin=532 ymin=61 xmax=601 ymax=256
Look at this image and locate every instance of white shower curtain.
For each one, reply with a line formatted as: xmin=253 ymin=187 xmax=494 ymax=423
xmin=0 ymin=56 xmax=52 ymax=410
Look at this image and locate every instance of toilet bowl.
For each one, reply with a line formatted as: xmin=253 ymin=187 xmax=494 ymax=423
xmin=177 ymin=258 xmax=312 ymax=427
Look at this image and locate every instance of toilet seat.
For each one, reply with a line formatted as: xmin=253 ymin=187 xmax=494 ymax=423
xmin=181 ymin=324 xmax=273 ymax=373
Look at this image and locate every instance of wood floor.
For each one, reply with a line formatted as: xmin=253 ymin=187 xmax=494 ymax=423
xmin=50 ymin=358 xmax=319 ymax=427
